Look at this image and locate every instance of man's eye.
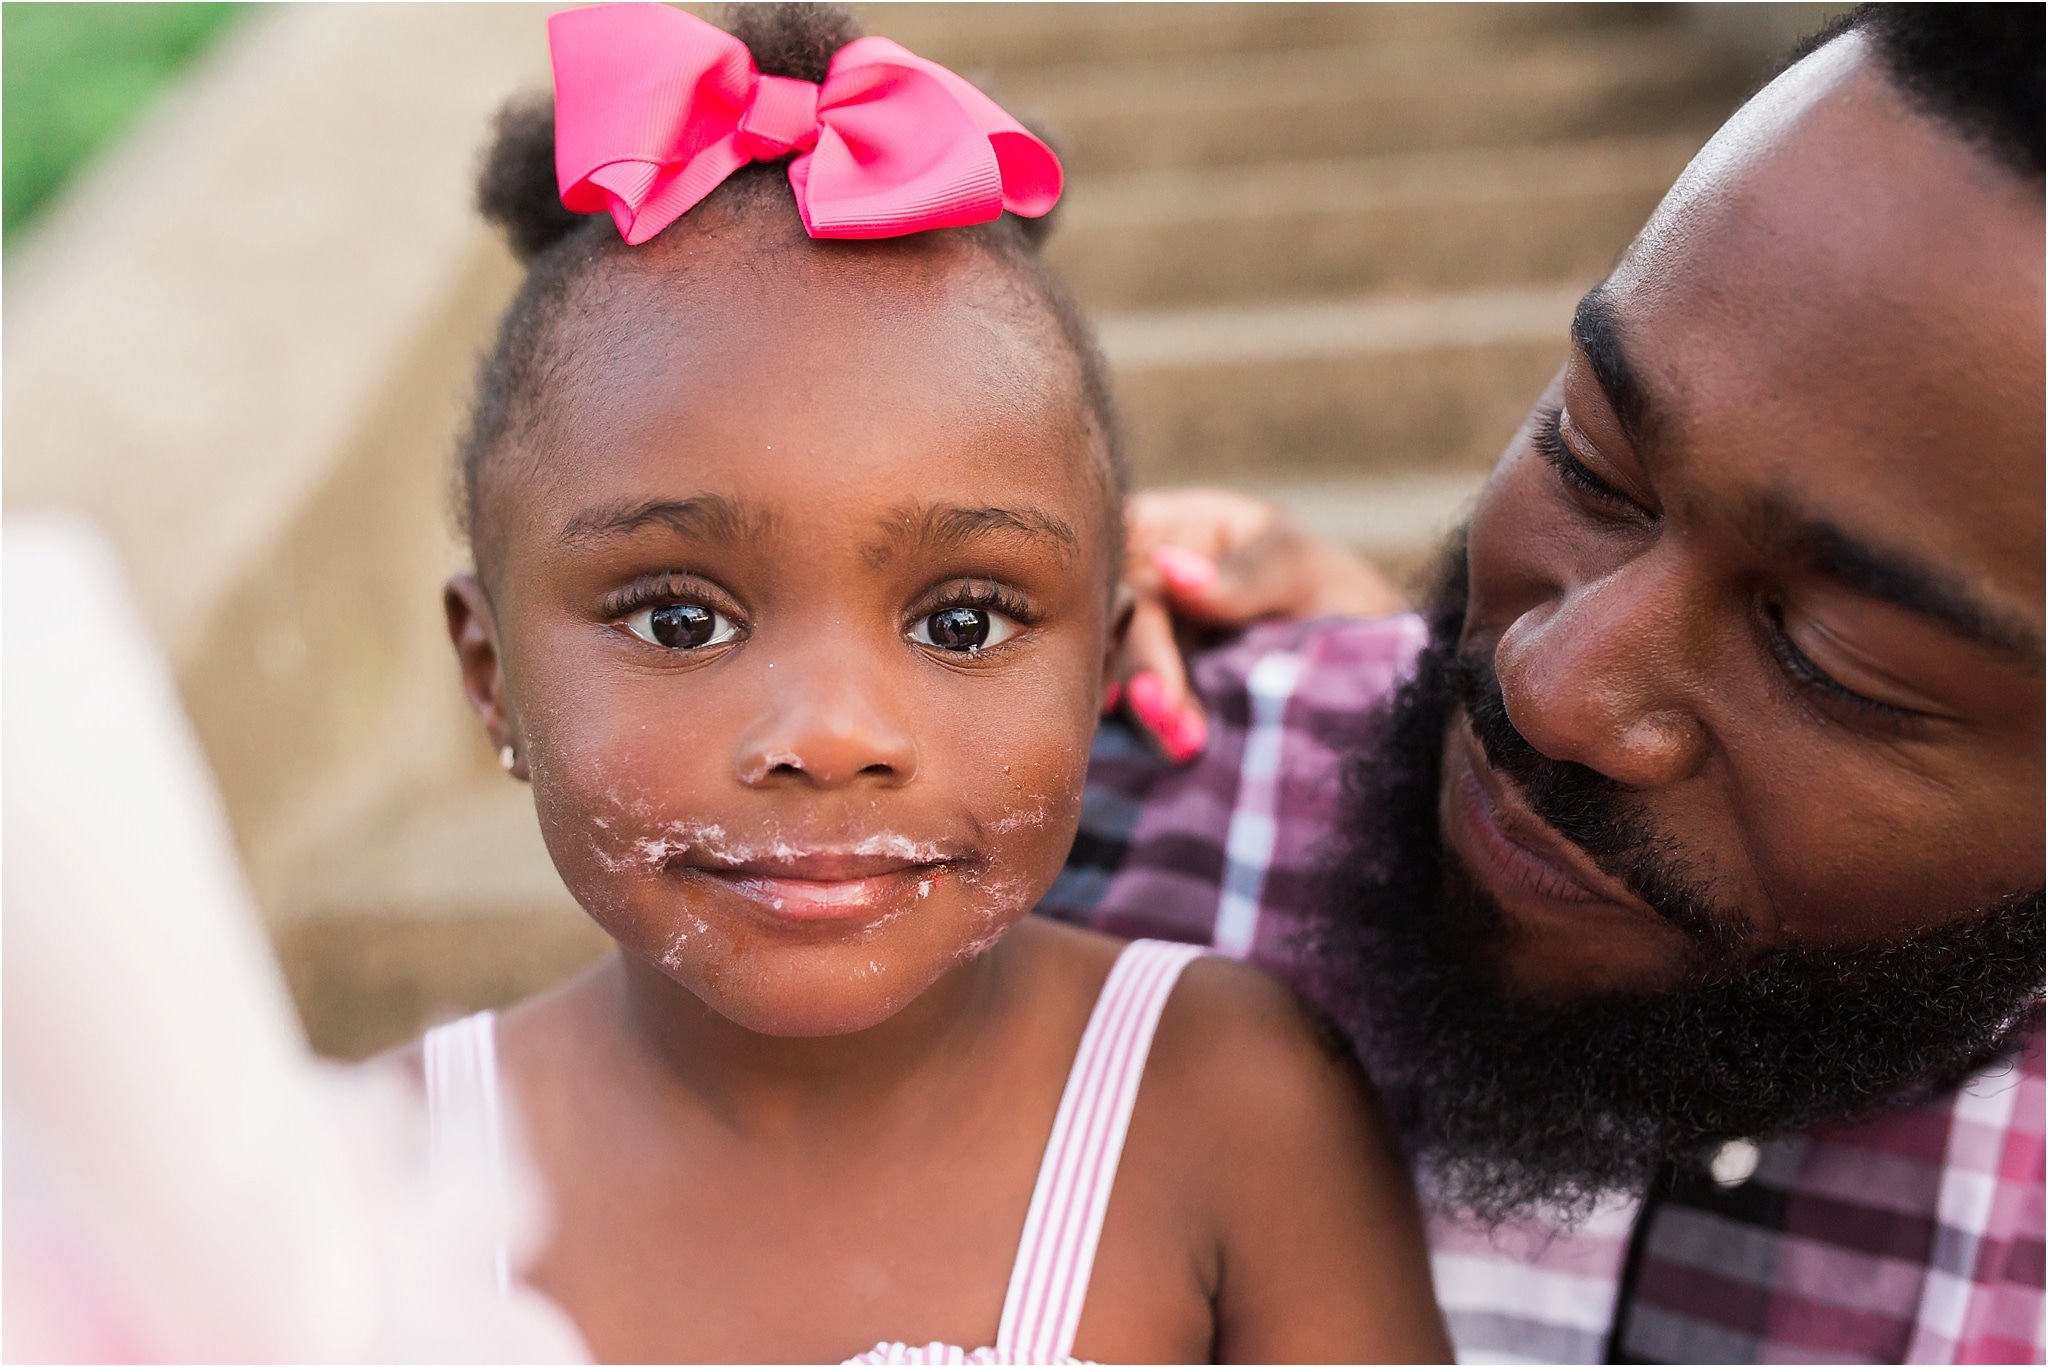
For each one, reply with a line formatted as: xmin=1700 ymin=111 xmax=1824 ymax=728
xmin=1762 ymin=604 xmax=1918 ymax=732
xmin=1533 ymin=406 xmax=1642 ymax=514
xmin=910 ymin=605 xmax=1020 ymax=654
xmin=623 ymin=602 xmax=739 ymax=650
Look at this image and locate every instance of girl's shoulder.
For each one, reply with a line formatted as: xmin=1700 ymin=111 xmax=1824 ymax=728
xmin=1011 ymin=918 xmax=1359 ymax=1103
xmin=1127 ymin=942 xmax=1402 ymax=1247
xmin=1014 ymin=919 xmax=1378 ymax=1187
xmin=1124 ymin=946 xmax=1451 ymax=1360
xmin=1025 ymin=927 xmax=1447 ymax=1359
xmin=997 ymin=916 xmax=1135 ymax=1020
xmin=1147 ymin=950 xmax=1373 ymax=1143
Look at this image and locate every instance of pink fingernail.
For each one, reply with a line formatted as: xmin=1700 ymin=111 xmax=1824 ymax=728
xmin=1163 ymin=707 xmax=1209 ymax=763
xmin=1126 ymin=671 xmax=1176 ymax=734
xmin=1151 ymin=544 xmax=1219 ymax=594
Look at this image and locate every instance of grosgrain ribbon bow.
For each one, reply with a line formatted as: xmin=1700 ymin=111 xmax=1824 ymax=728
xmin=549 ymin=3 xmax=1063 ymax=244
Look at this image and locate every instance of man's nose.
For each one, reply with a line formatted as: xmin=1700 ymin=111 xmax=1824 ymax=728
xmin=731 ymin=648 xmax=919 ymax=789
xmin=1492 ymin=554 xmax=1711 ymax=791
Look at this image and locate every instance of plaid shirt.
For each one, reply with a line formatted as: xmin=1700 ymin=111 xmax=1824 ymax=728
xmin=1045 ymin=613 xmax=2046 ymax=1364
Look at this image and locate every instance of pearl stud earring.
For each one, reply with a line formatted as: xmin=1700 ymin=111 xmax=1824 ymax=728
xmin=499 ymin=745 xmax=517 ymax=774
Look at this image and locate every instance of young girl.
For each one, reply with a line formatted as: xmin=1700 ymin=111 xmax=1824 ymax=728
xmin=424 ymin=4 xmax=1450 ymax=1361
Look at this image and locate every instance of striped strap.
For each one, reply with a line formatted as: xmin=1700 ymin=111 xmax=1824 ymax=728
xmin=994 ymin=939 xmax=1207 ymax=1361
xmin=422 ymin=1010 xmax=513 ymax=1296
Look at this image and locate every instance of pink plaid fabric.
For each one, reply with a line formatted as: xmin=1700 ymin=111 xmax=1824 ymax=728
xmin=1047 ymin=613 xmax=2046 ymax=1364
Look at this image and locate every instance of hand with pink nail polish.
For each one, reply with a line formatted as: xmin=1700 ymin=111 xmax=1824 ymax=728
xmin=1107 ymin=488 xmax=1406 ymax=764
xmin=1151 ymin=544 xmax=1219 ymax=595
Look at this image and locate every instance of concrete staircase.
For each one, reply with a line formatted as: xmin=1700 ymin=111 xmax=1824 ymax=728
xmin=6 ymin=4 xmax=1761 ymax=1058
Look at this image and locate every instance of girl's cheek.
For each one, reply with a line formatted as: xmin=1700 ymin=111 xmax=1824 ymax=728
xmin=524 ymin=685 xmax=731 ymax=886
xmin=959 ymin=724 xmax=1093 ymax=879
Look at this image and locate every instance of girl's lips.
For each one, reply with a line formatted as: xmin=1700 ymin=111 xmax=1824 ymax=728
xmin=691 ymin=851 xmax=945 ymax=882
xmin=677 ymin=852 xmax=958 ymax=924
xmin=1443 ymin=722 xmax=1647 ymax=913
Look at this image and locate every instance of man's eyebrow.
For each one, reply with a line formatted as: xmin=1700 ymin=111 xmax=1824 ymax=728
xmin=1756 ymin=493 xmax=2045 ymax=671
xmin=875 ymin=503 xmax=1081 ymax=557
xmin=558 ymin=495 xmax=766 ymax=546
xmin=1571 ymin=286 xmax=1657 ymax=451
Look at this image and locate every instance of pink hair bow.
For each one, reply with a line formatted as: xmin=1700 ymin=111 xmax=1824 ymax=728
xmin=548 ymin=3 xmax=1063 ymax=244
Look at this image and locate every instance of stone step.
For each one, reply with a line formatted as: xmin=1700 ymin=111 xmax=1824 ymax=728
xmin=269 ymin=775 xmax=599 ymax=1058
xmin=2 ymin=4 xmax=546 ymax=909
xmin=1265 ymin=469 xmax=1486 ymax=581
xmin=1099 ymin=282 xmax=1577 ymax=486
xmin=1001 ymin=28 xmax=1742 ymax=174
xmin=276 ymin=905 xmax=609 ymax=1061
xmin=857 ymin=2 xmax=1671 ymax=73
xmin=1048 ymin=133 xmax=1699 ymax=310
xmin=275 ymin=776 xmax=581 ymax=927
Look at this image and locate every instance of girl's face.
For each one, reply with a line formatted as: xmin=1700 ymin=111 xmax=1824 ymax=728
xmin=449 ymin=236 xmax=1118 ymax=1036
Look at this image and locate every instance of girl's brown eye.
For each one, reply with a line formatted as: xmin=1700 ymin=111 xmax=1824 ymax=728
xmin=910 ymin=605 xmax=1018 ymax=653
xmin=624 ymin=601 xmax=737 ymax=650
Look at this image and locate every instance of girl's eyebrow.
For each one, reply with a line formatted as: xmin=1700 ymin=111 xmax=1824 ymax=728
xmin=558 ymin=494 xmax=766 ymax=546
xmin=875 ymin=503 xmax=1081 ymax=558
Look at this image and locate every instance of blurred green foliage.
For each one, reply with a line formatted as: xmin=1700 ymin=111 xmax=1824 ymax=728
xmin=4 ymin=2 xmax=250 ymax=243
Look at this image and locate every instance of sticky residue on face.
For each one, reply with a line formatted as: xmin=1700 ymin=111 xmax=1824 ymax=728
xmin=627 ymin=820 xmax=957 ymax=872
xmin=984 ymin=794 xmax=1056 ymax=836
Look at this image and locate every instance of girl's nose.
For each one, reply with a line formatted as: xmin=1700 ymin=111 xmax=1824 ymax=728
xmin=732 ymin=663 xmax=919 ymax=789
xmin=1492 ymin=559 xmax=1711 ymax=791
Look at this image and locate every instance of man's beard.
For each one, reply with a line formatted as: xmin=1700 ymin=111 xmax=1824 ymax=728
xmin=1308 ymin=534 xmax=2046 ymax=1225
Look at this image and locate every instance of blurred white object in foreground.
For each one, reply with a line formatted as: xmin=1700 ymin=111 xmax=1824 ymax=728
xmin=2 ymin=516 xmax=589 ymax=1363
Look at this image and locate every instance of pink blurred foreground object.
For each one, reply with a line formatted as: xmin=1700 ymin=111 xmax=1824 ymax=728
xmin=1 ymin=517 xmax=590 ymax=1364
xmin=549 ymin=2 xmax=1062 ymax=244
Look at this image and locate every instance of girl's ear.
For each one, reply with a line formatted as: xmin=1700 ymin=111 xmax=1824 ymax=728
xmin=444 ymin=573 xmax=524 ymax=780
xmin=1103 ymin=580 xmax=1137 ymax=695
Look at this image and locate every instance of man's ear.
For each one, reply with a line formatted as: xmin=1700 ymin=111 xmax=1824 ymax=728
xmin=444 ymin=573 xmax=523 ymax=778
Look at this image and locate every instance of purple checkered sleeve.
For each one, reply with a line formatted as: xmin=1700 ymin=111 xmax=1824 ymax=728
xmin=1042 ymin=611 xmax=1427 ymax=989
xmin=1048 ymin=613 xmax=2046 ymax=1363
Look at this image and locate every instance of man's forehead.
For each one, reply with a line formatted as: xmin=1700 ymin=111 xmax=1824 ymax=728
xmin=1612 ymin=31 xmax=2042 ymax=355
xmin=1557 ymin=33 xmax=2044 ymax=653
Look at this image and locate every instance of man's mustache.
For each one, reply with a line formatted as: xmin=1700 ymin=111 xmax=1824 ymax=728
xmin=1441 ymin=649 xmax=1742 ymax=952
xmin=1443 ymin=651 xmax=1637 ymax=856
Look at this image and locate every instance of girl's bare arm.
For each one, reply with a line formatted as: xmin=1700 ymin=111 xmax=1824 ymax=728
xmin=1155 ymin=959 xmax=1454 ymax=1364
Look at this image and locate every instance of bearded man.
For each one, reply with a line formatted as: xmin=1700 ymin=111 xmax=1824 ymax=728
xmin=1050 ymin=6 xmax=2045 ymax=1361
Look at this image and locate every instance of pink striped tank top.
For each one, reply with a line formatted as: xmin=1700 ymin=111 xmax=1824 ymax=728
xmin=423 ymin=938 xmax=1207 ymax=1366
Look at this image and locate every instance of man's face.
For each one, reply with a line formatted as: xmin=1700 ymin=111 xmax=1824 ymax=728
xmin=1313 ymin=34 xmax=2043 ymax=1220
xmin=1452 ymin=33 xmax=2044 ymax=997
